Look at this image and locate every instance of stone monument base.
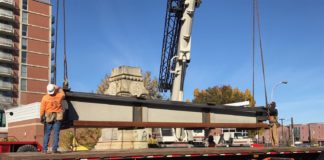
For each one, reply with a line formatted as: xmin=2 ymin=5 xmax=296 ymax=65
xmin=94 ymin=128 xmax=152 ymax=150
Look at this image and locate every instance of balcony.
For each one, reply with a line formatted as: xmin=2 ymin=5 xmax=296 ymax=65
xmin=51 ymin=27 xmax=55 ymax=36
xmin=0 ymin=23 xmax=14 ymax=35
xmin=51 ymin=52 xmax=55 ymax=61
xmin=0 ymin=80 xmax=13 ymax=91
xmin=0 ymin=65 xmax=13 ymax=77
xmin=51 ymin=64 xmax=56 ymax=73
xmin=52 ymin=16 xmax=55 ymax=24
xmin=0 ymin=95 xmax=12 ymax=105
xmin=0 ymin=8 xmax=14 ymax=21
xmin=0 ymin=37 xmax=13 ymax=49
xmin=0 ymin=50 xmax=13 ymax=62
xmin=0 ymin=0 xmax=15 ymax=9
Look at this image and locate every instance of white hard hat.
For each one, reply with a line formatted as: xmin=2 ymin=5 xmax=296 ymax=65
xmin=47 ymin=84 xmax=55 ymax=95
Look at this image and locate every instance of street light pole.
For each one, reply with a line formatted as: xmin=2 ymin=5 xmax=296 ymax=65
xmin=291 ymin=117 xmax=295 ymax=146
xmin=271 ymin=81 xmax=288 ymax=102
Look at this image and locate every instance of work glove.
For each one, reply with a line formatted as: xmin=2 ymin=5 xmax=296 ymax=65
xmin=40 ymin=115 xmax=45 ymax=124
xmin=63 ymin=79 xmax=70 ymax=91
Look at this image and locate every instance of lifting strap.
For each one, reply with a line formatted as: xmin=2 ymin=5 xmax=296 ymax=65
xmin=62 ymin=0 xmax=69 ymax=90
xmin=253 ymin=0 xmax=269 ymax=110
xmin=252 ymin=0 xmax=255 ymax=99
xmin=53 ymin=0 xmax=59 ymax=84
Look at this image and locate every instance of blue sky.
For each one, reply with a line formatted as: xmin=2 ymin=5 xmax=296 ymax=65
xmin=53 ymin=0 xmax=324 ymax=124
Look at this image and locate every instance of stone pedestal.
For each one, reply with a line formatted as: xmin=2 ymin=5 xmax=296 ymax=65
xmin=95 ymin=128 xmax=152 ymax=150
xmin=105 ymin=66 xmax=148 ymax=97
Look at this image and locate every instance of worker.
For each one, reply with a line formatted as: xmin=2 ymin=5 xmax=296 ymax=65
xmin=207 ymin=135 xmax=216 ymax=147
xmin=268 ymin=101 xmax=279 ymax=147
xmin=40 ymin=84 xmax=65 ymax=153
xmin=148 ymin=134 xmax=159 ymax=148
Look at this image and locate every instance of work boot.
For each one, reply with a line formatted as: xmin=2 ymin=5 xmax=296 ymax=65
xmin=52 ymin=150 xmax=61 ymax=154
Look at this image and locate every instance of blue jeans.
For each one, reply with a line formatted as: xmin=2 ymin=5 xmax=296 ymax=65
xmin=43 ymin=120 xmax=61 ymax=152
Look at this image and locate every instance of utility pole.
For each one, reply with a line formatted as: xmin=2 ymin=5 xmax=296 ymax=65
xmin=279 ymin=118 xmax=284 ymax=145
xmin=291 ymin=117 xmax=295 ymax=146
xmin=308 ymin=123 xmax=311 ymax=144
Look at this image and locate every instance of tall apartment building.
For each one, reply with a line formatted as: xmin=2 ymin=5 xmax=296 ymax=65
xmin=0 ymin=0 xmax=52 ymax=108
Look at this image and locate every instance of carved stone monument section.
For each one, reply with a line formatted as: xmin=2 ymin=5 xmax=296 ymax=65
xmin=105 ymin=66 xmax=148 ymax=97
xmin=96 ymin=66 xmax=151 ymax=150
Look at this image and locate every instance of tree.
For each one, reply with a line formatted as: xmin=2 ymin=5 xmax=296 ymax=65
xmin=96 ymin=74 xmax=110 ymax=94
xmin=75 ymin=128 xmax=102 ymax=149
xmin=193 ymin=85 xmax=255 ymax=106
xmin=59 ymin=128 xmax=101 ymax=151
xmin=142 ymin=71 xmax=162 ymax=99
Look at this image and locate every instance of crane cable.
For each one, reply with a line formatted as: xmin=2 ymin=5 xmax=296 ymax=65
xmin=63 ymin=0 xmax=69 ymax=90
xmin=254 ymin=0 xmax=269 ymax=109
xmin=253 ymin=0 xmax=271 ymax=145
xmin=256 ymin=0 xmax=269 ymax=108
xmin=53 ymin=0 xmax=59 ymax=84
xmin=252 ymin=0 xmax=255 ymax=100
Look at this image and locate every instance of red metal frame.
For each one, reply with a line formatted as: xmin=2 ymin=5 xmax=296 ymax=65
xmin=0 ymin=141 xmax=42 ymax=153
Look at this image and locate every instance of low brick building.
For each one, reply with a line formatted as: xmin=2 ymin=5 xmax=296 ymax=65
xmin=5 ymin=102 xmax=43 ymax=145
xmin=262 ymin=123 xmax=324 ymax=146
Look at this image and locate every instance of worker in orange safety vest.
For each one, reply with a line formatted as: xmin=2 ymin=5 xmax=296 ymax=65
xmin=40 ymin=84 xmax=65 ymax=153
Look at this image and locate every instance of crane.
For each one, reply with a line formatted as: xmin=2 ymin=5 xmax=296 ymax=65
xmin=159 ymin=0 xmax=200 ymax=101
xmin=157 ymin=0 xmax=201 ymax=145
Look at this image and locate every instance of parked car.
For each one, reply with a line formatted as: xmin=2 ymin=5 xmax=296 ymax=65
xmin=229 ymin=133 xmax=253 ymax=147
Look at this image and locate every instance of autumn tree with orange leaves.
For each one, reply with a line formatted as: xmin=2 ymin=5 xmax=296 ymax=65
xmin=96 ymin=74 xmax=110 ymax=94
xmin=193 ymin=85 xmax=255 ymax=107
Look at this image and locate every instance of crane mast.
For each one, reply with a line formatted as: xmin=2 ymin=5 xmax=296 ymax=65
xmin=159 ymin=0 xmax=200 ymax=101
xmin=171 ymin=0 xmax=199 ymax=101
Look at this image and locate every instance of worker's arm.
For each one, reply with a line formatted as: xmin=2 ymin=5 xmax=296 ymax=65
xmin=40 ymin=97 xmax=46 ymax=122
xmin=55 ymin=85 xmax=65 ymax=98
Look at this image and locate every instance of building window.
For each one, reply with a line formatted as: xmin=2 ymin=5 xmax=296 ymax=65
xmin=21 ymin=65 xmax=27 ymax=77
xmin=22 ymin=11 xmax=28 ymax=24
xmin=294 ymin=127 xmax=301 ymax=141
xmin=22 ymin=25 xmax=27 ymax=36
xmin=0 ymin=109 xmax=5 ymax=127
xmin=21 ymin=79 xmax=27 ymax=91
xmin=22 ymin=38 xmax=27 ymax=50
xmin=23 ymin=0 xmax=28 ymax=10
xmin=21 ymin=51 xmax=27 ymax=63
xmin=4 ymin=77 xmax=11 ymax=82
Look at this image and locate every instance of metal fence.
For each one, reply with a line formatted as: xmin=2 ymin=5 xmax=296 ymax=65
xmin=0 ymin=8 xmax=14 ymax=20
xmin=0 ymin=23 xmax=13 ymax=33
xmin=0 ymin=0 xmax=15 ymax=6
xmin=0 ymin=37 xmax=13 ymax=47
xmin=0 ymin=64 xmax=12 ymax=75
xmin=0 ymin=50 xmax=13 ymax=61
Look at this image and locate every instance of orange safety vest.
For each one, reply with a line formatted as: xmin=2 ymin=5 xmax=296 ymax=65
xmin=40 ymin=92 xmax=65 ymax=117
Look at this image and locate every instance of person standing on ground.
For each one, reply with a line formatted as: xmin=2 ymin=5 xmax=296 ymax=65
xmin=207 ymin=135 xmax=216 ymax=147
xmin=268 ymin=101 xmax=279 ymax=147
xmin=40 ymin=84 xmax=65 ymax=153
xmin=148 ymin=134 xmax=159 ymax=148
